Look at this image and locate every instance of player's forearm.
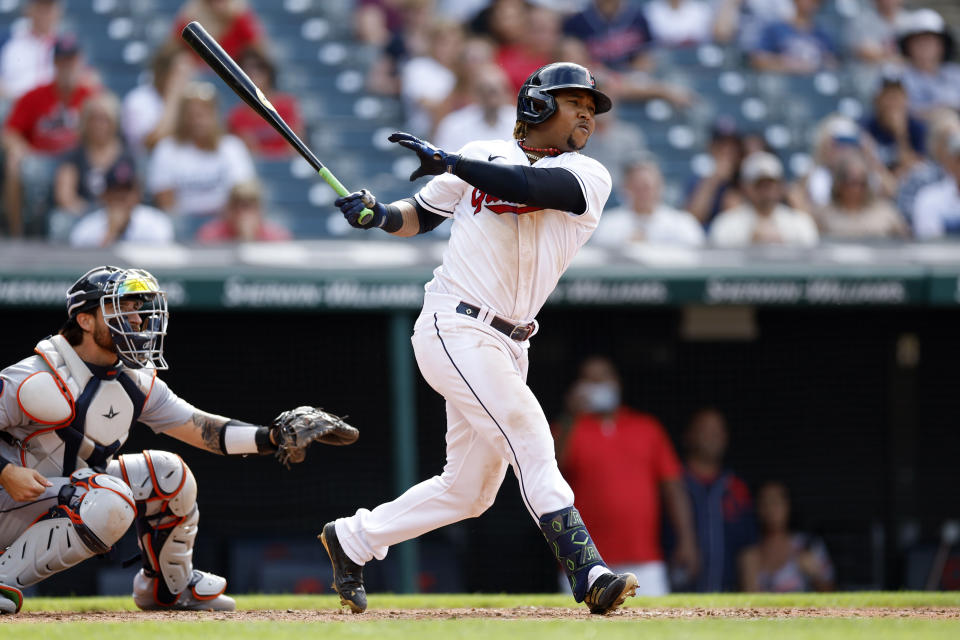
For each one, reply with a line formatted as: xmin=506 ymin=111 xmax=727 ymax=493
xmin=454 ymin=159 xmax=587 ymax=214
xmin=166 ymin=411 xmax=276 ymax=456
xmin=387 ymin=199 xmax=421 ymax=237
xmin=381 ymin=198 xmax=445 ymax=237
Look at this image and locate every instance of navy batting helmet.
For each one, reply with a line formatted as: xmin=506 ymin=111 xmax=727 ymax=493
xmin=517 ymin=62 xmax=612 ymax=126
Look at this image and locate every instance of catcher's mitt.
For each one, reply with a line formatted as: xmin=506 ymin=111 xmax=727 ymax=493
xmin=271 ymin=406 xmax=359 ymax=467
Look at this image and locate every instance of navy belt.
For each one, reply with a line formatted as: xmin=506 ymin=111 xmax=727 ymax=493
xmin=455 ymin=301 xmax=535 ymax=341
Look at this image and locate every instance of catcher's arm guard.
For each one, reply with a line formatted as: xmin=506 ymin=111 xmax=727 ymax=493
xmin=271 ymin=406 xmax=359 ymax=468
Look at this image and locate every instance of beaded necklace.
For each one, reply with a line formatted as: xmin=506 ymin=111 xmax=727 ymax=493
xmin=518 ymin=140 xmax=561 ymax=163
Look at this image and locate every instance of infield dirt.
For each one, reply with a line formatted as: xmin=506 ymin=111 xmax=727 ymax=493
xmin=4 ymin=606 xmax=960 ymax=623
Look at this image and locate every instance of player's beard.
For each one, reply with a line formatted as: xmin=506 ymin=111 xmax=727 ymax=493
xmin=93 ymin=321 xmax=118 ymax=354
xmin=566 ymin=128 xmax=589 ymax=152
xmin=565 ymin=135 xmax=585 ymax=151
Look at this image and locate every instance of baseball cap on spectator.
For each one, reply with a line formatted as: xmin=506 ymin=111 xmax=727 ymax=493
xmin=104 ymin=158 xmax=137 ymax=190
xmin=54 ymin=33 xmax=81 ymax=58
xmin=897 ymin=9 xmax=954 ymax=60
xmin=741 ymin=151 xmax=783 ymax=183
xmin=711 ymin=115 xmax=740 ymax=141
xmin=875 ymin=64 xmax=905 ymax=91
xmin=826 ymin=117 xmax=860 ymax=146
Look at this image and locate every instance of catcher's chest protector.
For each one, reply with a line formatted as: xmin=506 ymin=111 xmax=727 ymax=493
xmin=14 ymin=336 xmax=151 ymax=475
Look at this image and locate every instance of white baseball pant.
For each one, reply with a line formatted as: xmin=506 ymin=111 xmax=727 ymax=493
xmin=335 ymin=292 xmax=575 ymax=564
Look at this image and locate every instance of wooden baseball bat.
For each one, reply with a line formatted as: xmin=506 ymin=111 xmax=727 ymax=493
xmin=180 ymin=21 xmax=373 ymax=224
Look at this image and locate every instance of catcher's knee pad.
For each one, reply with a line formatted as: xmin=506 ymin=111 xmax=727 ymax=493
xmin=108 ymin=450 xmax=200 ymax=598
xmin=0 ymin=469 xmax=135 ymax=589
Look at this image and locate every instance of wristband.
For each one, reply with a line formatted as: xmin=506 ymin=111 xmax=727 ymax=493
xmin=380 ymin=203 xmax=404 ymax=233
xmin=222 ymin=421 xmax=276 ymax=455
xmin=0 ymin=453 xmax=11 ymax=476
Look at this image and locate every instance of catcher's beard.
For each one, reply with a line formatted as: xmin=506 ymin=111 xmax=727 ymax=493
xmin=93 ymin=321 xmax=117 ymax=353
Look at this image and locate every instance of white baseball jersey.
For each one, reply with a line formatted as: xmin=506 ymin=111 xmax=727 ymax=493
xmin=413 ymin=139 xmax=612 ymax=322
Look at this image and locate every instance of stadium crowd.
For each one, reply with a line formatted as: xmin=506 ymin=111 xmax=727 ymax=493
xmin=0 ymin=0 xmax=957 ymax=246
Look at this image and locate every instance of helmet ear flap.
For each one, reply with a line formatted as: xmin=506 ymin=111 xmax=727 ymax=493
xmin=518 ymin=87 xmax=557 ymax=125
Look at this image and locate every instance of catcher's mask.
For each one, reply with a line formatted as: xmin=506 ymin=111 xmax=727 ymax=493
xmin=516 ymin=62 xmax=612 ymax=126
xmin=66 ymin=266 xmax=169 ymax=370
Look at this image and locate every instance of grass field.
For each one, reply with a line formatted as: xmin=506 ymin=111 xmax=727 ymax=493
xmin=3 ymin=592 xmax=959 ymax=639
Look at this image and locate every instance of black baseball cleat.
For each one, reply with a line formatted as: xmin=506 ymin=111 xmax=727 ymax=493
xmin=584 ymin=572 xmax=638 ymax=615
xmin=319 ymin=521 xmax=367 ymax=613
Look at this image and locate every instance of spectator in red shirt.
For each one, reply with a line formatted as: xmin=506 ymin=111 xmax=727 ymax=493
xmin=496 ymin=5 xmax=562 ymax=93
xmin=3 ymin=34 xmax=96 ymax=236
xmin=227 ymin=49 xmax=302 ymax=158
xmin=171 ymin=0 xmax=267 ymax=62
xmin=554 ymin=356 xmax=699 ymax=596
xmin=671 ymin=407 xmax=756 ymax=592
xmin=195 ymin=179 xmax=291 ymax=244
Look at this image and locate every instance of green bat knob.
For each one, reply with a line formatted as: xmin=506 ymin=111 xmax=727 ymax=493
xmin=357 ymin=208 xmax=374 ymax=224
xmin=318 ymin=166 xmax=373 ymax=225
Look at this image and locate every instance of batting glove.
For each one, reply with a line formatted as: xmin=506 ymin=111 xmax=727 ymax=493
xmin=388 ymin=131 xmax=460 ymax=181
xmin=335 ymin=189 xmax=388 ymax=229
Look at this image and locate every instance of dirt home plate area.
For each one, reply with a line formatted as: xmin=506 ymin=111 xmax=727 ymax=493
xmin=4 ymin=605 xmax=960 ymax=623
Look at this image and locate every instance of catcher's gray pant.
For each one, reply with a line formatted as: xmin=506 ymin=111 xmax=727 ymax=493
xmin=0 ymin=469 xmax=135 ymax=590
xmin=335 ymin=293 xmax=575 ymax=564
xmin=0 ymin=450 xmax=199 ymax=596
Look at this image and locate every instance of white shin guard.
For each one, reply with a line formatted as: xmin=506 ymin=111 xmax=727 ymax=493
xmin=108 ymin=450 xmax=222 ymax=606
xmin=0 ymin=469 xmax=135 ymax=591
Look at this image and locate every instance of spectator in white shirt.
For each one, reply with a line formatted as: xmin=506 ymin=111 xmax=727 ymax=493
xmin=913 ymin=131 xmax=960 ymax=239
xmin=434 ymin=63 xmax=514 ymax=152
xmin=710 ymin=151 xmax=819 ymax=248
xmin=789 ymin=113 xmax=896 ymax=215
xmin=816 ymin=152 xmax=909 ymax=239
xmin=400 ymin=18 xmax=464 ymax=136
xmin=897 ymin=9 xmax=960 ymax=118
xmin=147 ymin=81 xmax=255 ymax=223
xmin=645 ymin=0 xmax=714 ymax=48
xmin=593 ymin=158 xmax=705 ymax=248
xmin=69 ymin=157 xmax=174 ymax=247
xmin=0 ymin=0 xmax=61 ymax=102
xmin=897 ymin=108 xmax=960 ymax=224
xmin=122 ymin=43 xmax=195 ymax=156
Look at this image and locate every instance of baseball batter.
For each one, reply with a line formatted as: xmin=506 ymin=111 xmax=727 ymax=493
xmin=322 ymin=63 xmax=638 ymax=615
xmin=0 ymin=266 xmax=357 ymax=615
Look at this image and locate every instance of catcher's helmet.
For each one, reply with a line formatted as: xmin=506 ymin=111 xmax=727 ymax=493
xmin=65 ymin=266 xmax=169 ymax=370
xmin=66 ymin=265 xmax=125 ymax=318
xmin=516 ymin=62 xmax=612 ymax=126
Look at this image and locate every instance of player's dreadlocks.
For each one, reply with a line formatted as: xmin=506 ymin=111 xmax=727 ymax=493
xmin=513 ymin=120 xmax=528 ymax=140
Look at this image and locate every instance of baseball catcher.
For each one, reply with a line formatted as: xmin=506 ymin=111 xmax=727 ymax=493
xmin=0 ymin=266 xmax=357 ymax=615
